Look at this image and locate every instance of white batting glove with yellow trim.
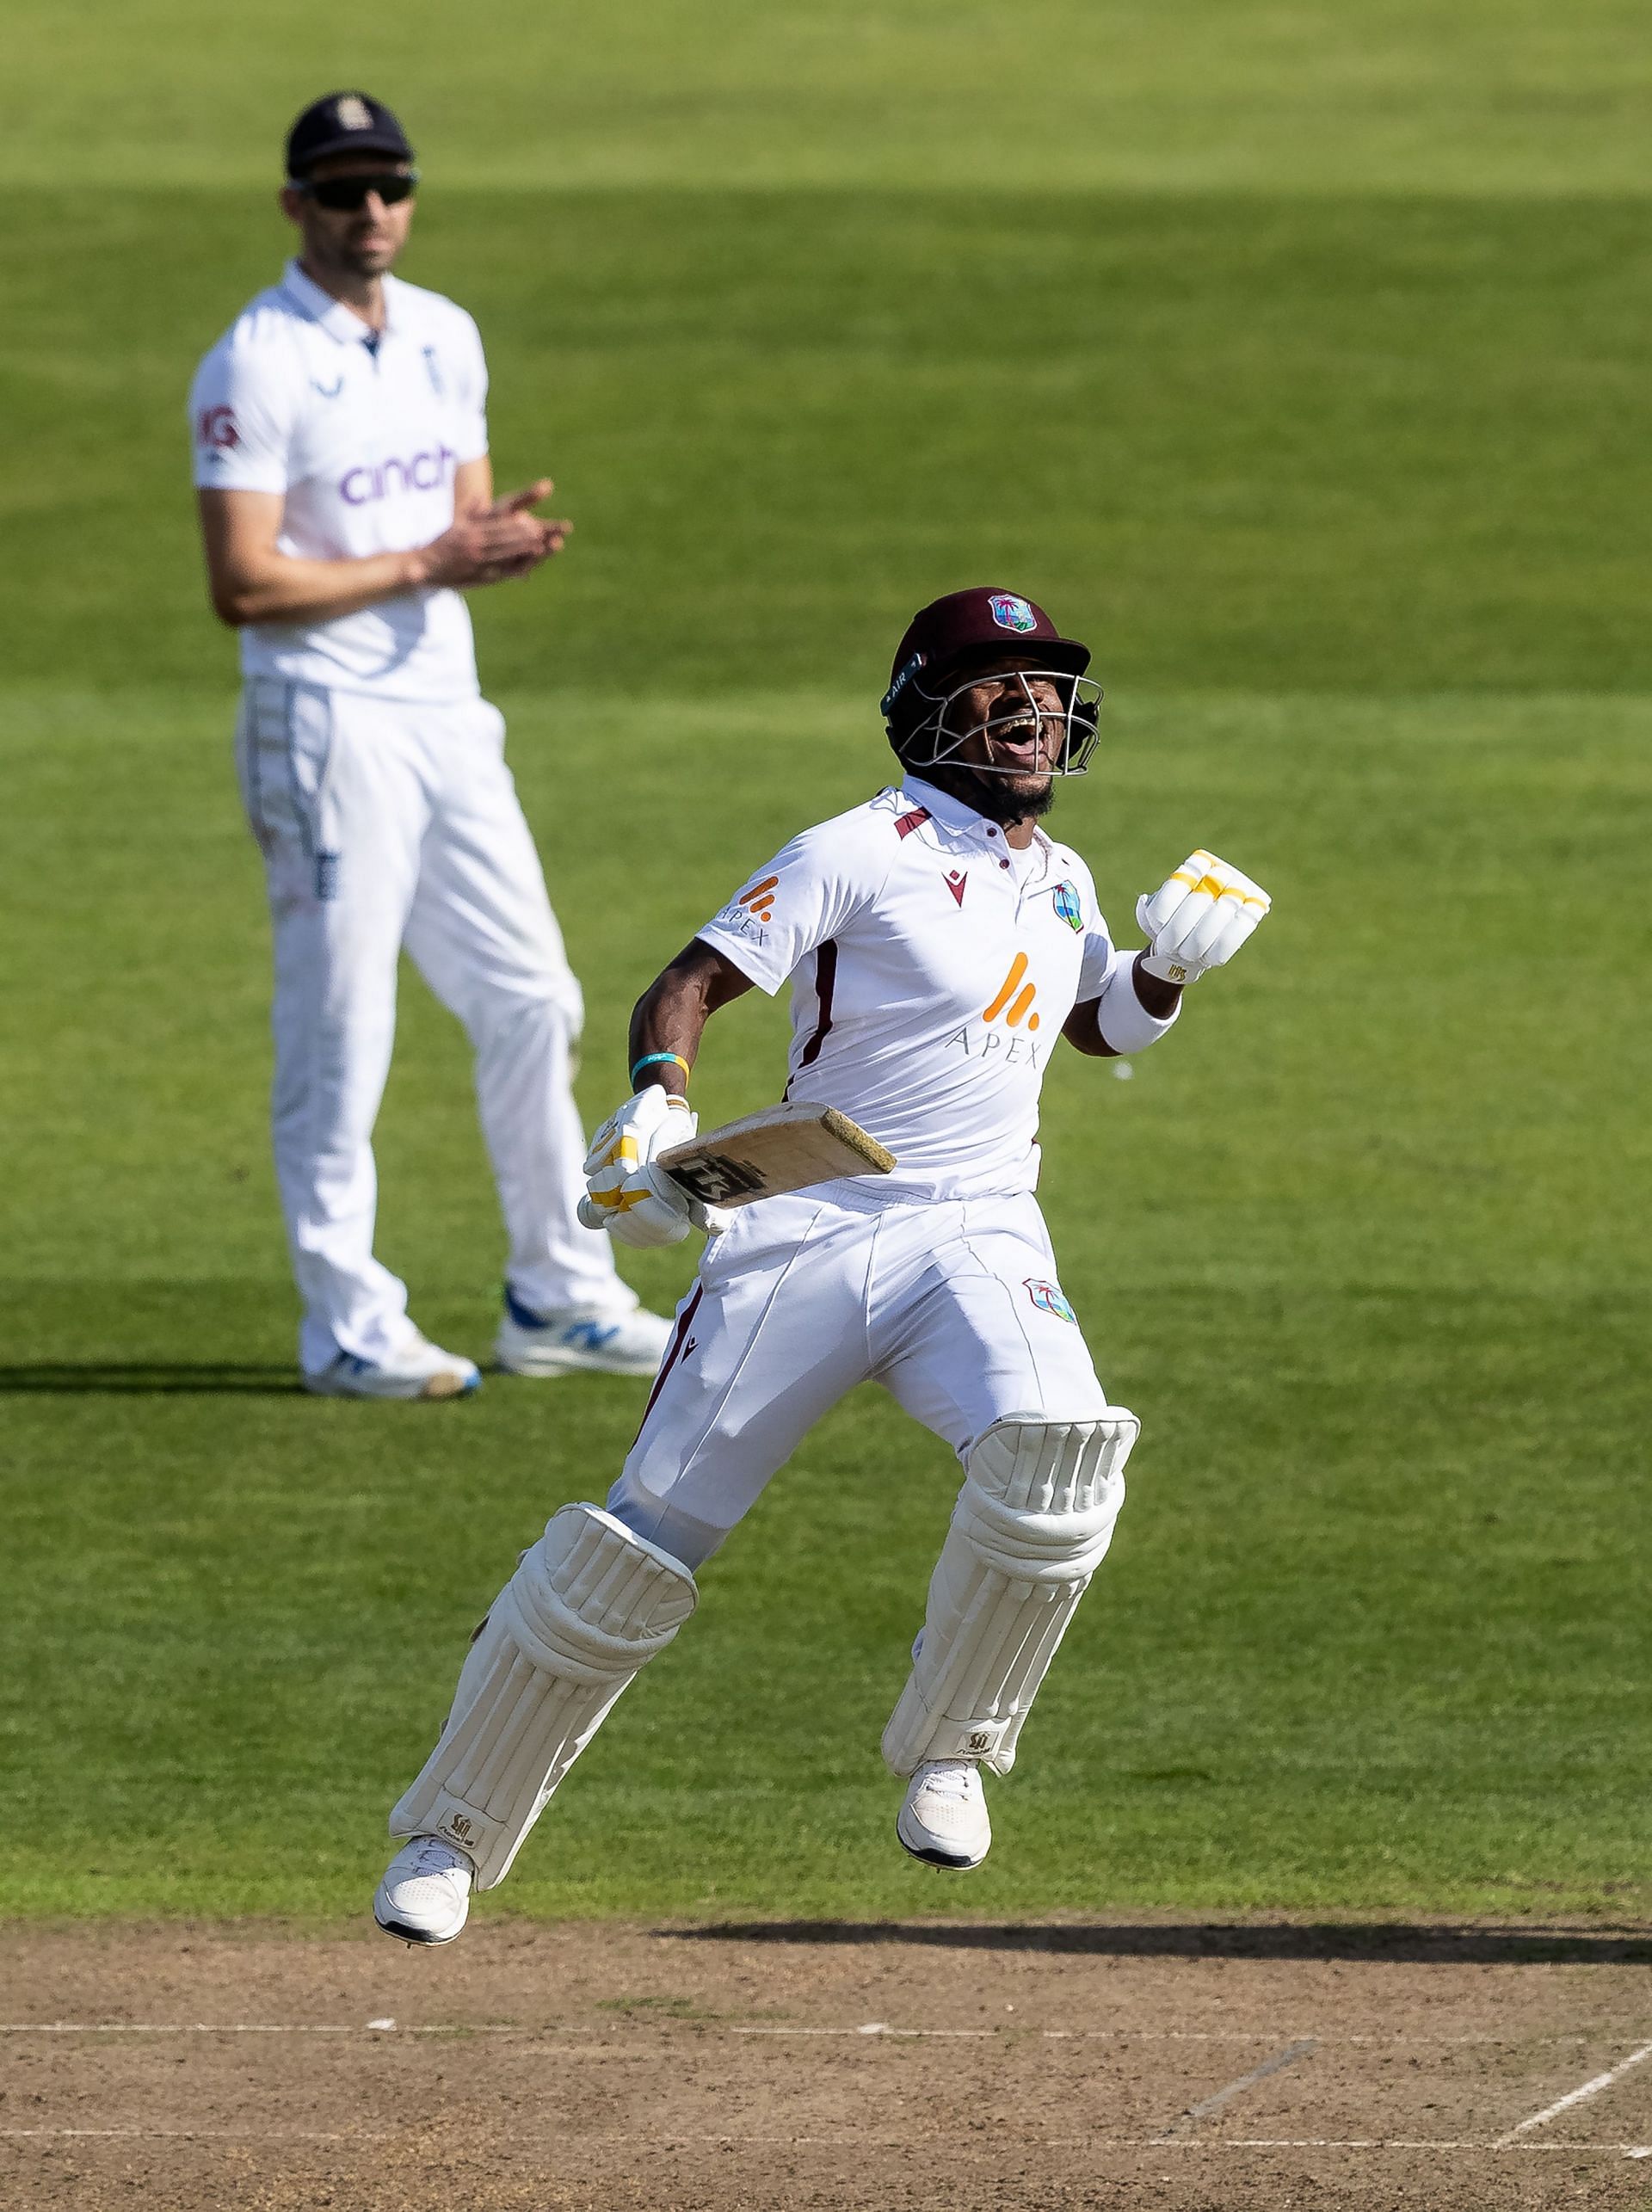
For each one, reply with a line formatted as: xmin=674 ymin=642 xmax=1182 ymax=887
xmin=1137 ymin=850 xmax=1271 ymax=984
xmin=578 ymin=1091 xmax=730 ymax=1248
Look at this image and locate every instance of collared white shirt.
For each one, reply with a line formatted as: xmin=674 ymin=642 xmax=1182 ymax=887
xmin=189 ymin=261 xmax=490 ymax=700
xmin=695 ymin=777 xmax=1123 ymax=1202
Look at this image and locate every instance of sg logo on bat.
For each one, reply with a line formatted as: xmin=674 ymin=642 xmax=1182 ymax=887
xmin=668 ymin=1153 xmax=770 ymax=1205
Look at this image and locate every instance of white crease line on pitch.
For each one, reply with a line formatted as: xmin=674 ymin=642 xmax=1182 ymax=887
xmin=1224 ymin=2139 xmax=1652 ymax=2156
xmin=734 ymin=2024 xmax=1247 ymax=2042
xmin=1156 ymin=2037 xmax=1318 ymax=2136
xmin=732 ymin=2024 xmax=1304 ymax=2044
xmin=0 ymin=2025 xmax=352 ymax=2036
xmin=3 ymin=2022 xmax=1642 ymax=2045
xmin=735 ymin=2023 xmax=992 ymax=2039
xmin=0 ymin=2023 xmax=533 ymax=2036
xmin=3 ymin=2128 xmax=1649 ymax=2156
xmin=0 ymin=2129 xmax=401 ymax=2141
xmin=730 ymin=2026 xmax=1623 ymax=2046
xmin=6 ymin=2026 xmax=1645 ymax=2052
xmin=1496 ymin=2039 xmax=1652 ymax=2146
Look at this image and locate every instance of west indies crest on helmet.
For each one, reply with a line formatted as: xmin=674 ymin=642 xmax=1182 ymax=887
xmin=881 ymin=587 xmax=1102 ymax=778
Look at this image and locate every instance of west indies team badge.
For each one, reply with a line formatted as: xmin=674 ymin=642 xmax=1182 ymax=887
xmin=1025 ymin=1278 xmax=1078 ymax=1324
xmin=1052 ymin=880 xmax=1083 ymax=931
xmin=988 ymin=592 xmax=1039 ymax=634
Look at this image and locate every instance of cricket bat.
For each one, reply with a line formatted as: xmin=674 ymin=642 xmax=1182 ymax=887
xmin=656 ymin=1101 xmax=896 ymax=1211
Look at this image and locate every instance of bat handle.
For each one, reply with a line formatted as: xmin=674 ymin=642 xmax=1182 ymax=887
xmin=576 ymin=1196 xmax=607 ymax=1231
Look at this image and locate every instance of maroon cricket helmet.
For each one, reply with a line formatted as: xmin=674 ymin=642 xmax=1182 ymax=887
xmin=881 ymin=587 xmax=1090 ymax=737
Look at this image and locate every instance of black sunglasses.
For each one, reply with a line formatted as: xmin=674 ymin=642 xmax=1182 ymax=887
xmin=297 ymin=169 xmax=418 ymax=211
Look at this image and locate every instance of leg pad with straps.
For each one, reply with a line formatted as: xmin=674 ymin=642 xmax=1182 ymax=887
xmin=389 ymin=1503 xmax=697 ymax=1889
xmin=882 ymin=1412 xmax=1137 ymax=1778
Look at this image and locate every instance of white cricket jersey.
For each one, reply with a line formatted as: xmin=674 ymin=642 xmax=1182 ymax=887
xmin=188 ymin=260 xmax=489 ymax=700
xmin=696 ymin=778 xmax=1125 ymax=1203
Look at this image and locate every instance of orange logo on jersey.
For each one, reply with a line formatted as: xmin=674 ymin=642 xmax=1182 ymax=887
xmin=983 ymin=952 xmax=1040 ymax=1032
xmin=737 ymin=875 xmax=779 ymax=921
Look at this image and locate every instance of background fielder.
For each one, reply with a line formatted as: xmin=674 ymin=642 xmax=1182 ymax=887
xmin=188 ymin=89 xmax=669 ymax=1399
xmin=373 ymin=586 xmax=1269 ymax=1940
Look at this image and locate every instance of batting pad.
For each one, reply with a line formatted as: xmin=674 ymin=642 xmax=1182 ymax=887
xmin=390 ymin=1505 xmax=698 ymax=1889
xmin=882 ymin=1413 xmax=1137 ymax=1778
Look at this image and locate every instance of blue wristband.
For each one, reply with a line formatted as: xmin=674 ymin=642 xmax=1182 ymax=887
xmin=631 ymin=1051 xmax=692 ymax=1088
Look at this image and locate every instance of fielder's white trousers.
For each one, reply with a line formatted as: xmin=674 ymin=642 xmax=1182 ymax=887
xmin=609 ymin=1187 xmax=1110 ymax=1567
xmin=236 ymin=681 xmax=630 ymax=1373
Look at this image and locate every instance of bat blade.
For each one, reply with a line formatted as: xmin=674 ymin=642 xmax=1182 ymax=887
xmin=656 ymin=1102 xmax=896 ymax=1211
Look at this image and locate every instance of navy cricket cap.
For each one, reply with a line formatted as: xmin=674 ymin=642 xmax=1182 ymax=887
xmin=882 ymin=588 xmax=1090 ymax=729
xmin=286 ymin=91 xmax=415 ymax=178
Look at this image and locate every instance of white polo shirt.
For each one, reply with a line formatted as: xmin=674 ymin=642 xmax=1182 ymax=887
xmin=188 ymin=261 xmax=489 ymax=700
xmin=696 ymin=777 xmax=1131 ymax=1203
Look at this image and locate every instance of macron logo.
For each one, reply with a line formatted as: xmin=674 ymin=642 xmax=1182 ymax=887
xmin=340 ymin=444 xmax=457 ymax=504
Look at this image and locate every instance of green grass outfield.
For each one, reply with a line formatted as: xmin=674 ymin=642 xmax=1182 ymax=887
xmin=0 ymin=0 xmax=1647 ymax=1921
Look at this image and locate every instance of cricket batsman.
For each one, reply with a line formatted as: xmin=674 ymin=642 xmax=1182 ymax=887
xmin=374 ymin=587 xmax=1271 ymax=1938
xmin=188 ymin=91 xmax=671 ymax=1397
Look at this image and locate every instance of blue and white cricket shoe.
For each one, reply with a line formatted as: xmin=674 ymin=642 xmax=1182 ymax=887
xmin=494 ymin=1288 xmax=674 ymax=1378
xmin=303 ymin=1333 xmax=481 ymax=1402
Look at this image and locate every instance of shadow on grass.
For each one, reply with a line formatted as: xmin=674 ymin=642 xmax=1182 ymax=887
xmin=664 ymin=1922 xmax=1652 ymax=1965
xmin=0 ymin=1363 xmax=301 ymax=1396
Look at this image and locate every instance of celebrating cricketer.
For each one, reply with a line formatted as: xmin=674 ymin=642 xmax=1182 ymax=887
xmin=374 ymin=585 xmax=1271 ymax=1940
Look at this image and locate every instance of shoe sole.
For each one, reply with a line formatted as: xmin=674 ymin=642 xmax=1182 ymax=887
xmin=420 ymin=1371 xmax=481 ymax=1399
xmin=373 ymin=1904 xmax=467 ymax=1945
xmin=494 ymin=1347 xmax=663 ymax=1379
xmin=896 ymin=1813 xmax=989 ymax=1872
xmin=303 ymin=1371 xmax=480 ymax=1401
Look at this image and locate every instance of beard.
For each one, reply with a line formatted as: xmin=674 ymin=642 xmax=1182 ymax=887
xmin=915 ymin=758 xmax=1057 ymax=828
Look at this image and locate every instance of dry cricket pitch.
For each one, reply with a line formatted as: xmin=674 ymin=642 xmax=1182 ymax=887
xmin=3 ymin=1918 xmax=1649 ymax=2209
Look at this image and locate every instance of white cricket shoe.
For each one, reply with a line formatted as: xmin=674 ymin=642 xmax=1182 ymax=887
xmin=494 ymin=1289 xmax=674 ymax=1378
xmin=373 ymin=1835 xmax=475 ymax=1944
xmin=897 ymin=1759 xmax=992 ymax=1870
xmin=303 ymin=1334 xmax=480 ymax=1401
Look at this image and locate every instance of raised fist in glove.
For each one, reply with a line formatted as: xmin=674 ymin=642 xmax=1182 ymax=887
xmin=1137 ymin=849 xmax=1271 ymax=985
xmin=578 ymin=1089 xmax=729 ymax=1248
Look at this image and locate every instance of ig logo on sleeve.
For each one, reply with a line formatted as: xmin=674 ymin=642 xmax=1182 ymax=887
xmin=197 ymin=405 xmax=239 ymax=452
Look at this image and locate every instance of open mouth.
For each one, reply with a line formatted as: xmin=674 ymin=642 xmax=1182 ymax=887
xmin=990 ymin=715 xmax=1055 ymax=767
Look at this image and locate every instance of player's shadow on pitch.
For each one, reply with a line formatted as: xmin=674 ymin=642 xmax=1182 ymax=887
xmin=668 ymin=1922 xmax=1652 ymax=1966
xmin=0 ymin=1363 xmax=302 ymax=1395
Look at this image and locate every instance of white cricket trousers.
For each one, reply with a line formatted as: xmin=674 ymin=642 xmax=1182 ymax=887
xmin=609 ymin=1187 xmax=1112 ymax=1568
xmin=236 ymin=680 xmax=629 ymax=1374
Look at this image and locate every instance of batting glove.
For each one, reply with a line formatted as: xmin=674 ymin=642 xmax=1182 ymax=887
xmin=578 ymin=1091 xmax=730 ymax=1247
xmin=1137 ymin=849 xmax=1271 ymax=984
